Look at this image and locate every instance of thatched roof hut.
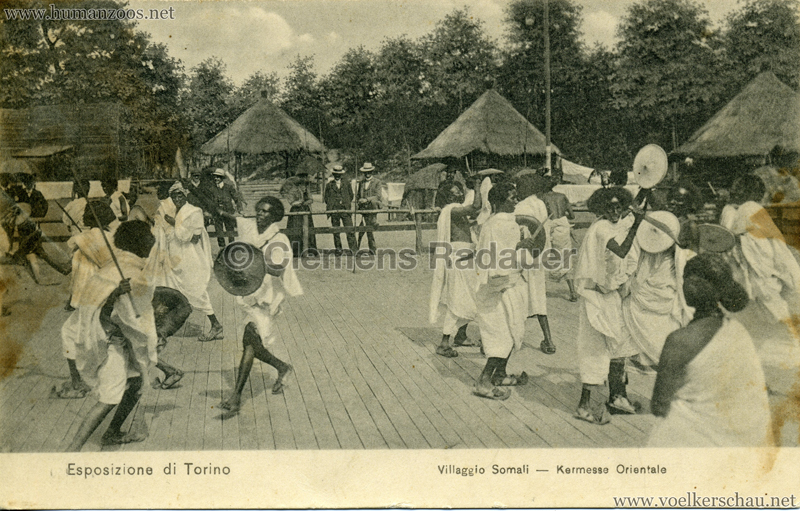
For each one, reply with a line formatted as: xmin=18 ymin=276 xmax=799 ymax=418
xmin=673 ymin=72 xmax=800 ymax=158
xmin=405 ymin=163 xmax=447 ymax=191
xmin=412 ymin=89 xmax=560 ymax=160
xmin=200 ymin=98 xmax=325 ymax=155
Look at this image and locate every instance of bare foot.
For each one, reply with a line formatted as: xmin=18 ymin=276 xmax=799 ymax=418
xmin=220 ymin=396 xmax=241 ymax=413
xmin=272 ymin=364 xmax=293 ymax=394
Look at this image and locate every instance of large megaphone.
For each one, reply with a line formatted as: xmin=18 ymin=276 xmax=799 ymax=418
xmin=633 ymin=144 xmax=668 ymax=189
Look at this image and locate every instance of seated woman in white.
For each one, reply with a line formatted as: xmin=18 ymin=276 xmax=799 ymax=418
xmin=648 ymin=253 xmax=772 ymax=447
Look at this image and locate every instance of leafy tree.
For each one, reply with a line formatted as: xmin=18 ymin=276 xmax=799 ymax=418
xmin=319 ymin=46 xmax=377 ymax=155
xmin=0 ymin=0 xmax=186 ymax=172
xmin=279 ymin=55 xmax=324 ymax=143
xmin=419 ymin=8 xmax=498 ymax=114
xmin=611 ymin=0 xmax=725 ymax=151
xmin=181 ymin=57 xmax=235 ymax=151
xmin=498 ymin=0 xmax=591 ymax=163
xmin=372 ymin=36 xmax=429 ymax=160
xmin=721 ymin=0 xmax=800 ymax=91
xmin=230 ymin=70 xmax=280 ymax=117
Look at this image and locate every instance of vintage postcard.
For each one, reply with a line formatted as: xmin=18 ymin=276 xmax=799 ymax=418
xmin=1 ymin=0 xmax=799 ymax=508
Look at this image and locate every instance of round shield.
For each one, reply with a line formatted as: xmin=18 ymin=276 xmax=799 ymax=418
xmin=633 ymin=144 xmax=668 ymax=189
xmin=213 ymin=241 xmax=266 ymax=296
xmin=697 ymin=224 xmax=735 ymax=253
xmin=636 ymin=211 xmax=680 ymax=254
xmin=515 ymin=214 xmax=547 ymax=254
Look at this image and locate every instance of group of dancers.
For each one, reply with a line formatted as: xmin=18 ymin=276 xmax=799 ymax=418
xmin=50 ymin=177 xmax=298 ymax=451
xmin=429 ymin=170 xmax=799 ymax=446
xmin=6 ymin=164 xmax=798 ymax=450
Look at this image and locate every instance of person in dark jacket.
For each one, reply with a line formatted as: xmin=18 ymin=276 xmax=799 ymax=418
xmin=210 ymin=168 xmax=242 ymax=247
xmin=323 ymin=165 xmax=356 ymax=254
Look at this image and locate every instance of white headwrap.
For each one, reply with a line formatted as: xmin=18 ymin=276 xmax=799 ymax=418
xmin=169 ymin=181 xmax=189 ymax=196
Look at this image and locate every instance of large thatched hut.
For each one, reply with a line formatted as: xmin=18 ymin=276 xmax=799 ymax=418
xmin=200 ymin=95 xmax=325 ymax=179
xmin=673 ymin=72 xmax=800 ymax=189
xmin=412 ymin=89 xmax=559 ymax=171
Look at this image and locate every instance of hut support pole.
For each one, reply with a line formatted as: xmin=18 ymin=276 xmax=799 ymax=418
xmin=544 ymin=0 xmax=552 ymax=172
xmin=414 ymin=211 xmax=424 ymax=255
xmin=302 ymin=213 xmax=310 ymax=257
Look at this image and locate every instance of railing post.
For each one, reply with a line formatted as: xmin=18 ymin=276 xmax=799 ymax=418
xmin=414 ymin=212 xmax=423 ymax=255
xmin=302 ymin=212 xmax=309 ymax=255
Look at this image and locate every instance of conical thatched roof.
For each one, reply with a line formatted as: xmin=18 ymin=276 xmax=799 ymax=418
xmin=201 ymin=99 xmax=325 ymax=155
xmin=412 ymin=89 xmax=559 ymax=159
xmin=405 ymin=163 xmax=447 ymax=190
xmin=674 ymin=72 xmax=800 ymax=158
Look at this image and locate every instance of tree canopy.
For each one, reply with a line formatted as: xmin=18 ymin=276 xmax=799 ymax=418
xmin=2 ymin=0 xmax=798 ymax=174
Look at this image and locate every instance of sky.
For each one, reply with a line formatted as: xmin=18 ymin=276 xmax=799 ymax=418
xmin=130 ymin=0 xmax=741 ymax=85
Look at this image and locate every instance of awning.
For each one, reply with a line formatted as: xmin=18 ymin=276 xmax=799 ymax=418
xmin=13 ymin=145 xmax=74 ymax=158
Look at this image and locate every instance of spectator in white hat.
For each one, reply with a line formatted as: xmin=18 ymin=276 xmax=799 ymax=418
xmin=355 ymin=163 xmax=385 ymax=254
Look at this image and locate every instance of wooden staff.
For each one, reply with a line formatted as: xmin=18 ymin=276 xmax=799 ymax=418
xmin=53 ymin=199 xmax=82 ymax=233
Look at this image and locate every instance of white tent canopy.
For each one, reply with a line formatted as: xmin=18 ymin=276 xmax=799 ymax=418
xmin=561 ymin=158 xmax=594 ymax=178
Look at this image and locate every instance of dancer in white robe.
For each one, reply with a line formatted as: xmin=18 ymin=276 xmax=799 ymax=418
xmin=56 ymin=201 xmax=117 ymax=399
xmin=473 ymin=182 xmax=531 ymax=400
xmin=720 ymin=174 xmax=800 ymax=396
xmin=161 ymin=182 xmax=222 ymax=342
xmin=623 ymin=211 xmax=690 ymax=369
xmin=430 ymin=181 xmax=480 ymax=357
xmin=649 ymin=253 xmax=772 ymax=447
xmin=573 ymin=187 xmax=644 ymax=424
xmin=220 ymin=196 xmax=302 ymax=413
xmin=62 ymin=180 xmax=90 ymax=236
xmin=515 ymin=174 xmax=555 ymax=354
xmin=151 ymin=196 xmax=176 ymax=289
xmin=66 ymin=220 xmax=158 ymax=450
xmin=541 ymin=177 xmax=578 ymax=301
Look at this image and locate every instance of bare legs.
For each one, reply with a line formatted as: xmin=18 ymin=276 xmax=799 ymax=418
xmin=66 ymin=377 xmax=145 ymax=452
xmin=220 ymin=323 xmax=292 ymax=413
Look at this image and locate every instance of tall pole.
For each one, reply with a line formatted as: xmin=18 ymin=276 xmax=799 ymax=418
xmin=544 ymin=0 xmax=552 ymax=172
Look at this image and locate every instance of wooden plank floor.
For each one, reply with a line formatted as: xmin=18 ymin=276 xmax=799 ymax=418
xmin=1 ymin=248 xmax=797 ymax=452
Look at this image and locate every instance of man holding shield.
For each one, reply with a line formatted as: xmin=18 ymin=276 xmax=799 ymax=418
xmin=219 ymin=196 xmax=302 ymax=413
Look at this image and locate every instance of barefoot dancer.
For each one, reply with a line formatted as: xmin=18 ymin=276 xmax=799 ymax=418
xmin=66 ymin=220 xmax=158 ymax=450
xmin=540 ymin=176 xmax=578 ymax=301
xmin=514 ymin=174 xmax=556 ymax=355
xmin=161 ymin=182 xmax=222 ymax=342
xmin=151 ymin=286 xmax=192 ymax=389
xmin=57 ymin=202 xmax=118 ymax=399
xmin=220 ymin=196 xmax=302 ymax=413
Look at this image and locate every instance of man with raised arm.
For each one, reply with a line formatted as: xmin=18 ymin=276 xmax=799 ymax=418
xmin=430 ymin=179 xmax=480 ymax=358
